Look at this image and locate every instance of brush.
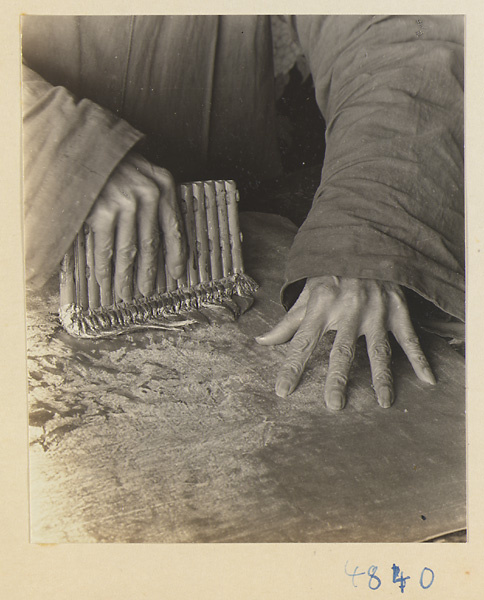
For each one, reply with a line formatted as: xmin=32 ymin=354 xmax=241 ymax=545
xmin=59 ymin=179 xmax=258 ymax=338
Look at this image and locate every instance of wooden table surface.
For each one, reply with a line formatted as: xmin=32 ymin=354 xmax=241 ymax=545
xmin=26 ymin=212 xmax=465 ymax=543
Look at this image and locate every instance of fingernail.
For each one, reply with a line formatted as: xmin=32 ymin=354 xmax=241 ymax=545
xmin=170 ymin=264 xmax=185 ymax=280
xmin=423 ymin=367 xmax=437 ymax=385
xmin=378 ymin=386 xmax=394 ymax=409
xmin=139 ymin=282 xmax=154 ymax=297
xmin=275 ymin=378 xmax=292 ymax=398
xmin=121 ymin=286 xmax=132 ymax=301
xmin=327 ymin=391 xmax=345 ymax=411
xmin=255 ymin=333 xmax=273 ymax=345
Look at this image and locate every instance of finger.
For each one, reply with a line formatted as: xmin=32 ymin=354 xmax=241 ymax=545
xmin=392 ymin=318 xmax=436 ymax=385
xmin=151 ymin=168 xmax=187 ymax=280
xmin=136 ymin=190 xmax=160 ymax=297
xmin=389 ymin=293 xmax=436 ymax=385
xmin=324 ymin=325 xmax=358 ymax=410
xmin=272 ymin=287 xmax=331 ymax=396
xmin=88 ymin=199 xmax=116 ymax=306
xmin=256 ymin=285 xmax=314 ymax=345
xmin=366 ymin=326 xmax=394 ymax=408
xmin=113 ymin=196 xmax=137 ymax=302
xmin=255 ymin=302 xmax=307 ymax=346
xmin=275 ymin=316 xmax=326 ymax=398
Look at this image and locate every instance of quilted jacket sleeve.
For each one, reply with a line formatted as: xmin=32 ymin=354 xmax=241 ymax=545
xmin=22 ymin=65 xmax=144 ymax=288
xmin=285 ymin=16 xmax=464 ymax=320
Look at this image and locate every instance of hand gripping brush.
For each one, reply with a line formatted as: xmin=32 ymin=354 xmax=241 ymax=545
xmin=59 ymin=180 xmax=258 ymax=338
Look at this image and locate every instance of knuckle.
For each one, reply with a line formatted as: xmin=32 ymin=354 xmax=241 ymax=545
xmin=310 ymin=285 xmax=331 ymax=305
xmin=140 ymin=266 xmax=157 ymax=281
xmin=354 ymin=285 xmax=369 ymax=304
xmin=370 ymin=340 xmax=392 ymax=360
xmin=95 ymin=265 xmax=111 ymax=280
xmin=280 ymin=361 xmax=303 ymax=380
xmin=390 ymin=288 xmax=407 ymax=309
xmin=326 ymin=373 xmax=348 ymax=388
xmin=141 ymin=180 xmax=161 ymax=199
xmin=118 ymin=196 xmax=137 ymax=215
xmin=308 ymin=276 xmax=339 ymax=296
xmin=116 ymin=246 xmax=137 ymax=262
xmin=404 ymin=335 xmax=421 ymax=349
xmin=290 ymin=335 xmax=314 ymax=354
xmin=369 ymin=286 xmax=388 ymax=310
xmin=415 ymin=354 xmax=430 ymax=368
xmin=158 ymin=168 xmax=175 ymax=184
xmin=165 ymin=225 xmax=184 ymax=246
xmin=331 ymin=343 xmax=354 ymax=363
xmin=140 ymin=237 xmax=159 ymax=255
xmin=155 ymin=169 xmax=175 ymax=192
xmin=89 ymin=205 xmax=115 ymax=227
xmin=373 ymin=370 xmax=393 ymax=386
xmin=96 ymin=247 xmax=114 ymax=263
xmin=387 ymin=281 xmax=403 ymax=295
xmin=117 ymin=273 xmax=131 ymax=287
xmin=342 ymin=294 xmax=360 ymax=311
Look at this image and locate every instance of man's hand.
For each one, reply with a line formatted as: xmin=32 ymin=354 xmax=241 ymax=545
xmin=256 ymin=276 xmax=436 ymax=409
xmin=86 ymin=152 xmax=186 ymax=305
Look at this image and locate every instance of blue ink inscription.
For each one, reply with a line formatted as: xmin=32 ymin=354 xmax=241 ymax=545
xmin=344 ymin=562 xmax=435 ymax=592
xmin=344 ymin=561 xmax=366 ymax=588
xmin=368 ymin=565 xmax=382 ymax=590
xmin=392 ymin=564 xmax=411 ymax=594
xmin=420 ymin=567 xmax=435 ymax=590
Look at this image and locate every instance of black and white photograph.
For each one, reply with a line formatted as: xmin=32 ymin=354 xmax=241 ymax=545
xmin=7 ymin=2 xmax=484 ymax=596
xmin=20 ymin=13 xmax=467 ymax=546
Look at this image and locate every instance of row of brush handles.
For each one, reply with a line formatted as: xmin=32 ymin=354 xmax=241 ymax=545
xmin=60 ymin=180 xmax=245 ymax=310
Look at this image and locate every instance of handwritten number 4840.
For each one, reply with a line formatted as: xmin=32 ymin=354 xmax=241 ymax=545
xmin=345 ymin=562 xmax=435 ymax=592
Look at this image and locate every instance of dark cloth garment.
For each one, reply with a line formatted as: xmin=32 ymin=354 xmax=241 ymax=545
xmin=22 ymin=15 xmax=464 ymax=321
xmin=22 ymin=15 xmax=282 ymax=287
xmin=22 ymin=65 xmax=144 ymax=288
xmin=284 ymin=16 xmax=464 ymax=320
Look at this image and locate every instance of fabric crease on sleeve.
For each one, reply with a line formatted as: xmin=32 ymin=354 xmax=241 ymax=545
xmin=286 ymin=16 xmax=465 ymax=321
xmin=22 ymin=65 xmax=144 ymax=288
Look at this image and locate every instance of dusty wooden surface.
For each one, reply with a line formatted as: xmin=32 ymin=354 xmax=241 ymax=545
xmin=27 ymin=212 xmax=465 ymax=543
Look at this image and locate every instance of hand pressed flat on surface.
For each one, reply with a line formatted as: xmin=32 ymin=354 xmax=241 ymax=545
xmin=256 ymin=276 xmax=436 ymax=410
xmin=86 ymin=152 xmax=187 ymax=304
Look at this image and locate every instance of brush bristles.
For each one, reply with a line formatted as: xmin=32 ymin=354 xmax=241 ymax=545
xmin=59 ymin=273 xmax=258 ymax=338
xmin=59 ymin=180 xmax=258 ymax=338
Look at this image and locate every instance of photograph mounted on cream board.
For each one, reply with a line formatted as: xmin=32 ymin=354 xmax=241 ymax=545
xmin=2 ymin=1 xmax=484 ymax=599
